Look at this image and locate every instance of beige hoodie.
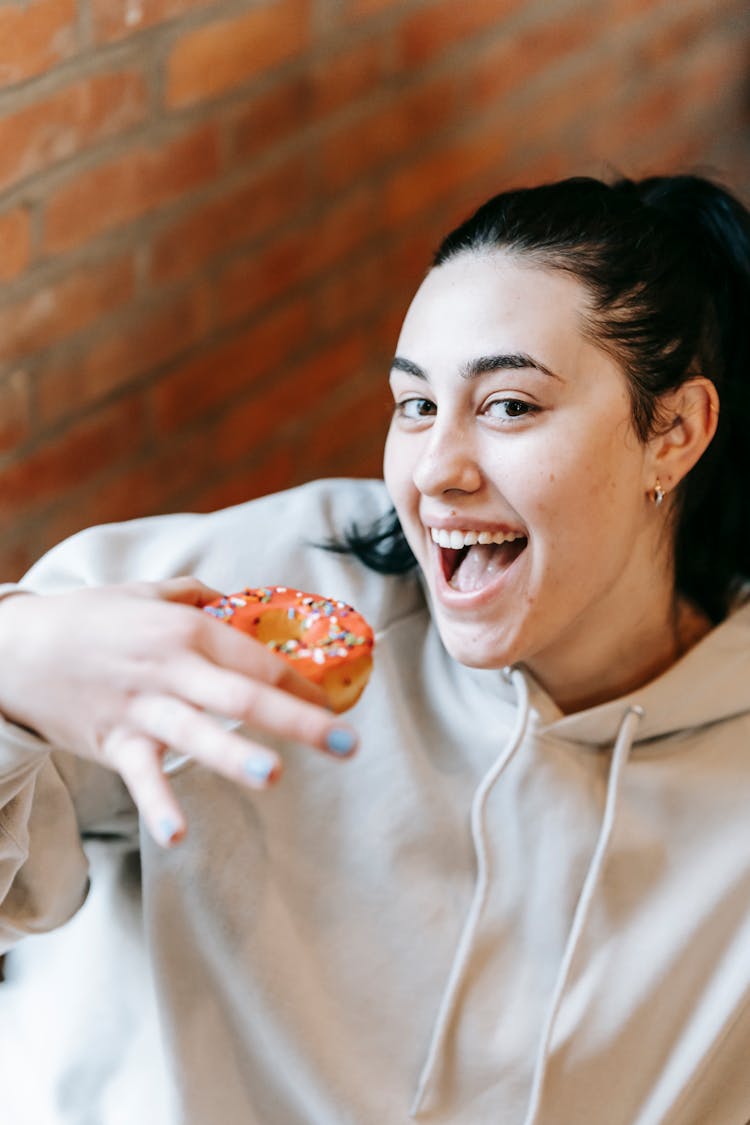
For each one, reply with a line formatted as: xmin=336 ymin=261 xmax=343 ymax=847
xmin=1 ymin=478 xmax=749 ymax=1125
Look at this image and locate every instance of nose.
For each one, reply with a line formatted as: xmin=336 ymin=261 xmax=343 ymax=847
xmin=412 ymin=418 xmax=482 ymax=497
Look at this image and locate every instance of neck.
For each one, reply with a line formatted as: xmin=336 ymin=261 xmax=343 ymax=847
xmin=526 ymin=589 xmax=712 ymax=716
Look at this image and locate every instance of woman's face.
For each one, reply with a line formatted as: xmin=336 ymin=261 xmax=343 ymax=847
xmin=384 ymin=250 xmax=669 ymax=681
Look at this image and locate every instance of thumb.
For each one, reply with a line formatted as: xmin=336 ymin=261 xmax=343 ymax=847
xmin=148 ymin=576 xmax=227 ymax=607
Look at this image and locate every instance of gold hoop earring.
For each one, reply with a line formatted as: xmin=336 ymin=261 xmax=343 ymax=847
xmin=650 ymin=478 xmax=666 ymax=506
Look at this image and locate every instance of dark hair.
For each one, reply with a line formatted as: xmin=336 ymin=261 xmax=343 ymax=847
xmin=333 ymin=174 xmax=750 ymax=621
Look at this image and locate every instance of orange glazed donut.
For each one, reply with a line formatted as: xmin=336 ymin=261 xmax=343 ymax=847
xmin=204 ymin=586 xmax=374 ymax=713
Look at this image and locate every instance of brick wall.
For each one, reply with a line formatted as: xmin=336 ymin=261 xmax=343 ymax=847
xmin=1 ymin=0 xmax=748 ymax=579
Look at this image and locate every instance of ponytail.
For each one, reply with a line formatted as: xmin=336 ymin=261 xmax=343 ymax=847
xmin=630 ymin=175 xmax=750 ymax=619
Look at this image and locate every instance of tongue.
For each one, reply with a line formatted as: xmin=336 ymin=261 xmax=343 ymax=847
xmin=450 ymin=543 xmax=515 ymax=592
xmin=452 ymin=542 xmax=503 ymax=594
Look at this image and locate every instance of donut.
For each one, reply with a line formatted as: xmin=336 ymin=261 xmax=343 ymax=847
xmin=204 ymin=586 xmax=374 ymax=713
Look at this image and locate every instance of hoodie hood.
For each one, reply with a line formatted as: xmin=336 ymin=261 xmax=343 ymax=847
xmin=526 ymin=595 xmax=750 ymax=747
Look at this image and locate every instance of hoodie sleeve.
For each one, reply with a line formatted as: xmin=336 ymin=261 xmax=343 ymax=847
xmin=0 ymin=477 xmax=401 ymax=951
xmin=0 ymin=569 xmax=104 ymax=950
xmin=0 ymin=512 xmax=199 ymax=951
xmin=0 ymin=723 xmax=92 ymax=952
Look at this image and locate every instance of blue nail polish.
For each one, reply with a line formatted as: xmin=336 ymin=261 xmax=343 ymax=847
xmin=244 ymin=757 xmax=276 ymax=784
xmin=326 ymin=727 xmax=356 ymax=756
xmin=159 ymin=818 xmax=179 ymax=845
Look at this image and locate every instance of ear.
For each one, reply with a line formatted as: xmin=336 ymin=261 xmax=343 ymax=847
xmin=646 ymin=377 xmax=719 ymax=490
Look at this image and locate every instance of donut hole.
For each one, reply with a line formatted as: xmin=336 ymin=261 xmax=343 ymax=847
xmin=252 ymin=609 xmax=305 ymax=647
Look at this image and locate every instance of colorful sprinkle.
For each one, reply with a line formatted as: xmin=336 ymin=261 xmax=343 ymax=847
xmin=203 ymin=586 xmax=374 ymax=674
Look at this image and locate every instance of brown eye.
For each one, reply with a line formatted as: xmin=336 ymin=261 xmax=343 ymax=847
xmin=397 ymin=398 xmax=436 ymax=419
xmin=486 ymin=399 xmax=538 ymax=420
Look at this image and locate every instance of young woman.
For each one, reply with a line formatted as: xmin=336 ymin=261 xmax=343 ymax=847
xmin=0 ymin=175 xmax=748 ymax=1124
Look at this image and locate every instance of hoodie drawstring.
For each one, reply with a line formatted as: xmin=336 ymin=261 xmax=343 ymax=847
xmin=522 ymin=703 xmax=644 ymax=1125
xmin=411 ymin=668 xmax=531 ymax=1117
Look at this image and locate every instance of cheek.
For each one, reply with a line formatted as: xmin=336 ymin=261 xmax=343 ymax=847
xmin=383 ymin=428 xmax=415 ymax=516
xmin=521 ymin=439 xmax=636 ymax=561
xmin=382 ymin=424 xmax=398 ymax=488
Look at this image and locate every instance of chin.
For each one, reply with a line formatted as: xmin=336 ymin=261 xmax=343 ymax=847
xmin=434 ymin=615 xmax=523 ymax=671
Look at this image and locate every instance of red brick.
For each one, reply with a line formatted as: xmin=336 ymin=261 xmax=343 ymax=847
xmin=627 ymin=134 xmax=701 ymax=178
xmin=344 ymin=0 xmax=402 ymax=20
xmin=0 ymin=70 xmax=148 ymax=194
xmin=381 ymin=126 xmax=509 ymax=227
xmin=306 ymin=386 xmax=387 ymax=477
xmin=91 ymin=0 xmax=218 ymax=44
xmin=189 ymin=445 xmax=296 ymax=512
xmin=43 ymin=125 xmax=221 ymax=254
xmin=36 ymin=285 xmax=211 ymax=427
xmin=588 ymin=84 xmax=686 ymax=161
xmin=152 ymin=297 xmax=314 ymax=434
xmin=149 ymin=153 xmax=312 ymax=285
xmin=0 ymin=208 xmax=31 ymax=282
xmin=210 ymin=332 xmax=368 ymax=467
xmin=307 ymin=380 xmax=390 ymax=465
xmin=0 ymin=396 xmax=147 ymax=524
xmin=399 ymin=0 xmax=527 ymax=67
xmin=231 ymin=75 xmax=313 ymax=162
xmin=0 ymin=0 xmax=77 ymax=88
xmin=0 ymin=255 xmax=135 ymax=364
xmin=313 ymin=234 xmax=418 ymax=340
xmin=337 ymin=442 xmax=384 ymax=481
xmin=398 ymin=199 xmax=460 ymax=264
xmin=463 ymin=12 xmax=601 ymax=113
xmin=320 ymin=73 xmax=458 ymax=192
xmin=382 ymin=224 xmax=441 ymax=290
xmin=674 ymin=31 xmax=750 ymax=106
xmin=231 ymin=36 xmax=394 ymax=161
xmin=606 ymin=0 xmax=682 ymax=18
xmin=503 ymin=149 xmax=579 ymax=190
xmin=215 ymin=186 xmax=379 ymax=328
xmin=309 ymin=34 xmax=395 ymax=119
xmin=633 ymin=3 xmax=716 ymax=66
xmin=291 ymin=332 xmax=370 ymax=403
xmin=0 ymin=370 xmax=32 ymax=454
xmin=519 ymin=61 xmax=614 ymax=151
xmin=0 ymin=534 xmax=37 ymax=583
xmin=314 ymin=252 xmax=386 ymax=336
xmin=292 ymin=184 xmax=384 ymax=272
xmin=243 ymin=445 xmax=296 ymax=498
xmin=215 ymin=230 xmax=310 ymax=328
xmin=39 ymin=433 xmax=216 ymax=546
xmin=165 ymin=0 xmax=312 ymax=109
xmin=587 ymin=34 xmax=747 ymax=165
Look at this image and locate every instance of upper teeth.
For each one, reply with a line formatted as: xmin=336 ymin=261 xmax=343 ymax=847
xmin=430 ymin=528 xmax=522 ymax=548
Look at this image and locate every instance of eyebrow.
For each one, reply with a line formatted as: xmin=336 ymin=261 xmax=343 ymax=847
xmin=390 ymin=352 xmax=562 ymax=381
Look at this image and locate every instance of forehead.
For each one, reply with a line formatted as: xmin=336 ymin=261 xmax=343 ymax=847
xmin=396 ymin=250 xmax=597 ymax=375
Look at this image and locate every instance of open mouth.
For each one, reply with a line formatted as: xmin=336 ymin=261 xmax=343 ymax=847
xmin=431 ymin=528 xmax=528 ymax=593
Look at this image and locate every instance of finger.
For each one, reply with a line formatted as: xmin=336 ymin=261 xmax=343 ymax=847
xmin=161 ymin=654 xmax=359 ymax=759
xmin=124 ymin=583 xmax=330 ymax=709
xmin=101 ymin=727 xmax=186 ymax=848
xmin=197 ymin=615 xmax=330 ymax=708
xmin=122 ymin=576 xmax=227 ymax=608
xmin=126 ymin=694 xmax=284 ymax=788
xmin=157 ymin=576 xmax=228 ymax=607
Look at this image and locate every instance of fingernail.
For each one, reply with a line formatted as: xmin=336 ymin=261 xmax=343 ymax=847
xmin=326 ymin=727 xmax=357 ymax=757
xmin=244 ymin=757 xmax=277 ymax=784
xmin=158 ymin=818 xmax=182 ymax=847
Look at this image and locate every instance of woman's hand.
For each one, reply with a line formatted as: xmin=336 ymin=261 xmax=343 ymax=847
xmin=0 ymin=578 xmax=358 ymax=846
